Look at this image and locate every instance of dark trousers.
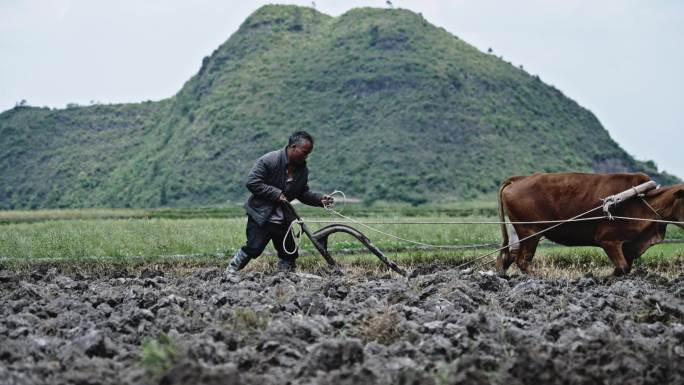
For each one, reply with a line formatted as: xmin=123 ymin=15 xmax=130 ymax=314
xmin=241 ymin=216 xmax=298 ymax=261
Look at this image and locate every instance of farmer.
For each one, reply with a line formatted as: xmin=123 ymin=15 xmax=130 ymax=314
xmin=226 ymin=131 xmax=333 ymax=274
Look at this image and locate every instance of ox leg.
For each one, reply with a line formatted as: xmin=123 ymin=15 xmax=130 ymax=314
xmin=514 ymin=234 xmax=541 ymax=274
xmin=622 ymin=242 xmax=648 ymax=275
xmin=496 ymin=249 xmax=515 ymax=274
xmin=600 ymin=241 xmax=629 ymax=276
xmin=496 ymin=225 xmax=519 ymax=274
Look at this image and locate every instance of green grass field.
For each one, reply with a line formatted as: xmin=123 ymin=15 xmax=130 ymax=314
xmin=1 ymin=206 xmax=683 ymax=277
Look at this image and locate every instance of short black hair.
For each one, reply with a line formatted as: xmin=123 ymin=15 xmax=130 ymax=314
xmin=288 ymin=131 xmax=314 ymax=147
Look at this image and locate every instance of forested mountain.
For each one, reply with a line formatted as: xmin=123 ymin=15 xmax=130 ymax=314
xmin=1 ymin=5 xmax=677 ymax=208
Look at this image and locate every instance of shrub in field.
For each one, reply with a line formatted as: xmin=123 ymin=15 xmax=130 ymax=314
xmin=231 ymin=307 xmax=269 ymax=331
xmin=357 ymin=307 xmax=403 ymax=345
xmin=139 ymin=333 xmax=181 ymax=378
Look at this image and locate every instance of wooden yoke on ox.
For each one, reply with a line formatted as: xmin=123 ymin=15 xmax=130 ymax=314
xmin=601 ymin=181 xmax=657 ymax=219
xmin=281 ymin=202 xmax=407 ymax=277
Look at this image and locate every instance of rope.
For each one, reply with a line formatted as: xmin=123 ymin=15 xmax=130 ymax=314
xmin=284 ymin=188 xmax=684 ymax=266
xmin=610 ymin=216 xmax=684 ymax=225
xmin=455 ymin=216 xmax=684 ymax=271
xmin=452 ymin=204 xmax=612 ymax=270
xmin=282 ymin=219 xmax=304 ymax=255
xmin=638 ymin=197 xmax=664 ymax=219
xmin=320 ymin=190 xmax=606 ymax=252
xmin=303 ymin=217 xmax=684 ymax=226
xmin=320 ymin=192 xmax=608 ymax=270
xmin=304 ymin=217 xmax=608 ymax=225
xmin=317 ymin=190 xmax=684 ymax=268
xmin=322 ymin=192 xmax=494 ymax=250
xmin=323 ymin=206 xmax=501 ymax=249
xmin=325 ymin=190 xmax=347 ymax=213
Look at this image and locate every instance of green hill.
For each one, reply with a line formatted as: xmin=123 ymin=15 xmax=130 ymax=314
xmin=0 ymin=5 xmax=678 ymax=209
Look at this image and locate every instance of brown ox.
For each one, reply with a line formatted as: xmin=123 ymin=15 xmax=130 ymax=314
xmin=496 ymin=172 xmax=684 ymax=275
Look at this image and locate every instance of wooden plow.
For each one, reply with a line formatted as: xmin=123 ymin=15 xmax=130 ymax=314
xmin=282 ymin=203 xmax=406 ymax=277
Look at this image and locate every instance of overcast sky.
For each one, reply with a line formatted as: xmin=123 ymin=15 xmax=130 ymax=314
xmin=1 ymin=0 xmax=682 ymax=177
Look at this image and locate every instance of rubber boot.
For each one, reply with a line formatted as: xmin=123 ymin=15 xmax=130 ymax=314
xmin=225 ymin=249 xmax=251 ymax=275
xmin=277 ymin=258 xmax=297 ymax=273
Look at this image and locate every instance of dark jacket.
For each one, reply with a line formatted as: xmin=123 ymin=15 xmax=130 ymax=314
xmin=244 ymin=147 xmax=324 ymax=226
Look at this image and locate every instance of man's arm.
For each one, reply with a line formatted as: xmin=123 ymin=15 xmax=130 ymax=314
xmin=245 ymin=157 xmax=282 ymax=202
xmin=299 ymin=185 xmax=328 ymax=207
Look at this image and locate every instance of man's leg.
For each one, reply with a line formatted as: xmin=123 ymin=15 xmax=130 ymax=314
xmin=270 ymin=222 xmax=298 ymax=272
xmin=226 ymin=217 xmax=271 ymax=274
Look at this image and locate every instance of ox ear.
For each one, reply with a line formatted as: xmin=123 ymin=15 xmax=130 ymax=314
xmin=676 ymin=189 xmax=684 ymax=199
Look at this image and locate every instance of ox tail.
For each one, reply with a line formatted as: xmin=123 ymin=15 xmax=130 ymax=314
xmin=496 ymin=178 xmax=515 ymax=273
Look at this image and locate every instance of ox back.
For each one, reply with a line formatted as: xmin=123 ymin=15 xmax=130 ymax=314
xmin=501 ymin=172 xmax=652 ymax=247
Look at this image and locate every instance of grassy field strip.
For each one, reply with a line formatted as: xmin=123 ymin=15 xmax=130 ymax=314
xmin=0 ymin=208 xmax=150 ymax=223
xmin=3 ymin=244 xmax=680 ymax=279
xmin=0 ymin=216 xmax=499 ymax=259
xmin=0 ymin=202 xmax=499 ymax=223
xmin=1 ymin=245 xmax=682 ymax=278
xmin=1 ymin=216 xmax=682 ymax=268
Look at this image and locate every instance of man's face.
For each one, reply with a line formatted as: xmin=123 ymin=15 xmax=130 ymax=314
xmin=289 ymin=140 xmax=313 ymax=165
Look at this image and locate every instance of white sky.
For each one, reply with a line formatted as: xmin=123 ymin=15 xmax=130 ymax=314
xmin=1 ymin=0 xmax=682 ymax=178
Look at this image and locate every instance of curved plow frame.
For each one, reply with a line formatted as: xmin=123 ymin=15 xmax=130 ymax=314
xmin=282 ymin=203 xmax=405 ymax=276
xmin=311 ymin=224 xmax=406 ymax=277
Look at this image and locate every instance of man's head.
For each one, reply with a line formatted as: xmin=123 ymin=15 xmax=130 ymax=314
xmin=287 ymin=131 xmax=314 ymax=165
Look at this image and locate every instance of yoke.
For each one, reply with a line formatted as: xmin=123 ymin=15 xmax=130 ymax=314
xmin=601 ymin=180 xmax=657 ymax=219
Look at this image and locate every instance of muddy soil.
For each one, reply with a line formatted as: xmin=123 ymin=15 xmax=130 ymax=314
xmin=1 ymin=265 xmax=683 ymax=385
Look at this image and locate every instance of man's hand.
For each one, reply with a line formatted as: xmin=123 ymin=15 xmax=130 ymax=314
xmin=278 ymin=194 xmax=289 ymax=203
xmin=321 ymin=195 xmax=334 ymax=207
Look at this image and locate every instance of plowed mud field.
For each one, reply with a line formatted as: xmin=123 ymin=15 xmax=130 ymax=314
xmin=1 ymin=265 xmax=683 ymax=385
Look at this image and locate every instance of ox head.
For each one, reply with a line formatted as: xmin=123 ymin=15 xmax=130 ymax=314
xmin=674 ymin=188 xmax=684 ymax=229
